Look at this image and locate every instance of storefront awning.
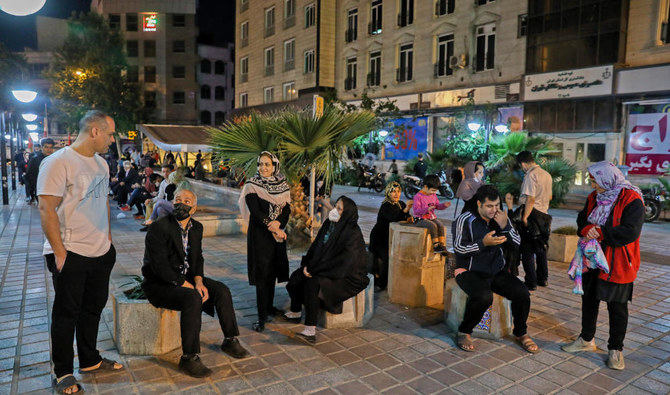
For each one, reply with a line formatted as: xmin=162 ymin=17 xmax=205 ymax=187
xmin=137 ymin=124 xmax=214 ymax=153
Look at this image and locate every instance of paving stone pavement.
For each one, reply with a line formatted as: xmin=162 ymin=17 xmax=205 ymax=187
xmin=0 ymin=188 xmax=669 ymax=395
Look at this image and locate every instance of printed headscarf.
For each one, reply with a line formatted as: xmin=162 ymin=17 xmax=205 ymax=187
xmin=238 ymin=151 xmax=291 ymax=223
xmin=383 ymin=181 xmax=403 ymax=207
xmin=587 ymin=161 xmax=642 ymax=226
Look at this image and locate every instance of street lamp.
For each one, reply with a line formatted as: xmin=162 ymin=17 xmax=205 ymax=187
xmin=22 ymin=113 xmax=37 ymax=122
xmin=29 ymin=132 xmax=39 ymax=142
xmin=11 ymin=90 xmax=38 ymax=103
xmin=494 ymin=124 xmax=509 ymax=133
xmin=26 ymin=124 xmax=38 ymax=131
xmin=0 ymin=0 xmax=46 ymax=16
xmin=467 ymin=122 xmax=481 ymax=132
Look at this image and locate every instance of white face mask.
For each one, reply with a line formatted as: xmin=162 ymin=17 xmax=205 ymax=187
xmin=328 ymin=208 xmax=340 ymax=223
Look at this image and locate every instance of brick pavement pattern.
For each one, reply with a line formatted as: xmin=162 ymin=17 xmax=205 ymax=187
xmin=0 ymin=189 xmax=669 ymax=394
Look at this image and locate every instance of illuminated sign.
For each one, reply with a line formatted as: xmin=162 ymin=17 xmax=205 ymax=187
xmin=143 ymin=13 xmax=157 ymax=31
xmin=127 ymin=131 xmax=138 ymax=139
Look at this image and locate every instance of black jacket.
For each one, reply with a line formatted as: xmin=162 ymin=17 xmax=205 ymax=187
xmin=452 ymin=211 xmax=521 ymax=276
xmin=142 ymin=215 xmax=204 ymax=287
xmin=26 ymin=152 xmax=46 ymax=185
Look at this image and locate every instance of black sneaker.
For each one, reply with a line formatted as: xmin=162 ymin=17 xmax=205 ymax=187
xmin=252 ymin=320 xmax=265 ymax=332
xmin=525 ymin=282 xmax=537 ymax=291
xmin=221 ymin=338 xmax=250 ymax=359
xmin=178 ymin=355 xmax=212 ymax=378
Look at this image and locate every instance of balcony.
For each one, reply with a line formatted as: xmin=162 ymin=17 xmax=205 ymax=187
xmin=366 ymin=72 xmax=380 ymax=87
xmin=396 ymin=68 xmax=412 ymax=83
xmin=344 ymin=77 xmax=356 ymax=91
xmin=240 ymin=73 xmax=248 ymax=83
xmin=368 ymin=22 xmax=382 ymax=35
xmin=284 ymin=60 xmax=295 ymax=72
xmin=264 ymin=25 xmax=275 ymax=38
xmin=345 ymin=28 xmax=357 ymax=43
xmin=265 ymin=66 xmax=274 ymax=76
xmin=284 ymin=15 xmax=295 ymax=30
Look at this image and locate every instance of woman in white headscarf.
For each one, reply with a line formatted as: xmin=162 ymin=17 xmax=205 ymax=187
xmin=238 ymin=152 xmax=291 ymax=332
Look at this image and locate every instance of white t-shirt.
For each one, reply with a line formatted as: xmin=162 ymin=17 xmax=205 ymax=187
xmin=519 ymin=164 xmax=553 ymax=214
xmin=37 ymin=147 xmax=111 ymax=257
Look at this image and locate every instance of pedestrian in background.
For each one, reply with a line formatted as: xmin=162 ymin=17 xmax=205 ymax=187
xmin=26 ymin=138 xmax=55 ymax=205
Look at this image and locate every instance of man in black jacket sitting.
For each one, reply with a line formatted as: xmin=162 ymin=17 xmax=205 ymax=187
xmin=451 ymin=185 xmax=539 ymax=354
xmin=142 ymin=189 xmax=249 ymax=378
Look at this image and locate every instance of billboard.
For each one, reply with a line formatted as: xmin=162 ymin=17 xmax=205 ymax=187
xmin=626 ymin=112 xmax=670 ymax=175
xmin=384 ymin=117 xmax=428 ymax=161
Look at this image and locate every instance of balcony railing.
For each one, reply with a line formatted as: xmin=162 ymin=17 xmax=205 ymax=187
xmin=284 ymin=60 xmax=295 ymax=71
xmin=345 ymin=28 xmax=357 ymax=43
xmin=284 ymin=15 xmax=295 ymax=29
xmin=366 ymin=72 xmax=380 ymax=87
xmin=434 ymin=62 xmax=452 ymax=78
xmin=264 ymin=25 xmax=275 ymax=38
xmin=265 ymin=66 xmax=274 ymax=76
xmin=396 ymin=68 xmax=412 ymax=83
xmin=397 ymin=13 xmax=412 ymax=28
xmin=368 ymin=22 xmax=382 ymax=35
xmin=240 ymin=73 xmax=248 ymax=83
xmin=344 ymin=77 xmax=355 ymax=91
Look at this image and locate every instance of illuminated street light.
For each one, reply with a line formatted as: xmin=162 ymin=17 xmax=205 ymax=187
xmin=11 ymin=90 xmax=38 ymax=103
xmin=26 ymin=124 xmax=39 ymax=131
xmin=23 ymin=140 xmax=29 ymax=145
xmin=3 ymin=135 xmax=9 ymax=140
xmin=29 ymin=132 xmax=39 ymax=142
xmin=467 ymin=122 xmax=481 ymax=132
xmin=378 ymin=130 xmax=389 ymax=137
xmin=0 ymin=0 xmax=46 ymax=16
xmin=494 ymin=124 xmax=509 ymax=133
xmin=22 ymin=113 xmax=38 ymax=122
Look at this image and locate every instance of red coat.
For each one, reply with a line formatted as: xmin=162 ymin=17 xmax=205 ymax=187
xmin=577 ymin=189 xmax=645 ymax=284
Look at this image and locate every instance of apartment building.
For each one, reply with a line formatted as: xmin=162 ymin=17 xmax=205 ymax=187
xmin=235 ymin=0 xmax=336 ymax=112
xmin=198 ymin=44 xmax=235 ymax=125
xmin=91 ymin=0 xmax=199 ymax=124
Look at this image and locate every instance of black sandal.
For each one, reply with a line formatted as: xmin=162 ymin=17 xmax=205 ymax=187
xmin=53 ymin=375 xmax=84 ymax=394
xmin=79 ymin=357 xmax=123 ymax=374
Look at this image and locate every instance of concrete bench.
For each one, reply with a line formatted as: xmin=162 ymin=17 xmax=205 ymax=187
xmin=112 ymin=293 xmax=181 ymax=355
xmin=319 ymin=274 xmax=374 ymax=329
xmin=388 ymin=223 xmax=445 ymax=307
xmin=444 ymin=278 xmax=512 ymax=339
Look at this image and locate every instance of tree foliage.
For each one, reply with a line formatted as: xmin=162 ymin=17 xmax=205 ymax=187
xmin=0 ymin=42 xmax=27 ymax=109
xmin=45 ymin=12 xmax=143 ymax=135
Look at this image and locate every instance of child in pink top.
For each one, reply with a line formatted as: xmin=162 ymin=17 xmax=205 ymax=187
xmin=413 ymin=175 xmax=451 ymax=252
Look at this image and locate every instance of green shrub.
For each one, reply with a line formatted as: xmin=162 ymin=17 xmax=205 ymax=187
xmin=553 ymin=226 xmax=578 ymax=235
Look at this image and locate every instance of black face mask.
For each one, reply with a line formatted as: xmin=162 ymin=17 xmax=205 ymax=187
xmin=173 ymin=203 xmax=192 ymax=221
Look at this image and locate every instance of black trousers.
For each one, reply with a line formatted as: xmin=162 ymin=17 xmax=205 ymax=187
xmin=286 ymin=270 xmax=320 ymax=326
xmin=579 ymin=270 xmax=629 ymax=351
xmin=455 ymin=270 xmax=530 ymax=337
xmin=45 ymin=245 xmax=116 ymax=378
xmin=255 ymin=275 xmax=276 ymax=322
xmin=520 ymin=238 xmax=548 ymax=287
xmin=144 ymin=277 xmax=239 ymax=355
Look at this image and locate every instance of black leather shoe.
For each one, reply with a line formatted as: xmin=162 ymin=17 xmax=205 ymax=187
xmin=295 ymin=332 xmax=316 ymax=345
xmin=178 ymin=355 xmax=212 ymax=378
xmin=139 ymin=226 xmax=149 ymax=232
xmin=525 ymin=283 xmax=537 ymax=291
xmin=221 ymin=338 xmax=250 ymax=359
xmin=252 ymin=321 xmax=265 ymax=332
xmin=537 ymin=281 xmax=548 ymax=287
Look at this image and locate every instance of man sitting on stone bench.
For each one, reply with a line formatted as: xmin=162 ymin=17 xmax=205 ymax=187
xmin=142 ymin=189 xmax=249 ymax=378
xmin=451 ymin=185 xmax=539 ymax=354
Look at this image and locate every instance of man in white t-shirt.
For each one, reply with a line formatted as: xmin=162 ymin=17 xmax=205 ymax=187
xmin=37 ymin=110 xmax=123 ymax=395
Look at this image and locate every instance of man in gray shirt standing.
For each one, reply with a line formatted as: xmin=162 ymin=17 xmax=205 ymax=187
xmin=38 ymin=110 xmax=123 ymax=395
xmin=516 ymin=151 xmax=553 ymax=291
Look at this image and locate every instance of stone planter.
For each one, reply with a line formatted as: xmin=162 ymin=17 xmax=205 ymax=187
xmin=319 ymin=274 xmax=374 ymax=329
xmin=547 ymin=233 xmax=579 ymax=263
xmin=111 ymin=292 xmax=181 ymax=355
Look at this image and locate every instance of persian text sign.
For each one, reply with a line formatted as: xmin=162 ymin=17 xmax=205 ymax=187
xmin=626 ymin=113 xmax=670 ymax=175
xmin=523 ymin=65 xmax=613 ymax=101
xmin=143 ymin=13 xmax=157 ymax=31
xmin=384 ymin=117 xmax=428 ymax=161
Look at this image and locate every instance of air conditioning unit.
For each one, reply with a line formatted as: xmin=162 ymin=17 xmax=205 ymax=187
xmin=449 ymin=54 xmax=468 ymax=69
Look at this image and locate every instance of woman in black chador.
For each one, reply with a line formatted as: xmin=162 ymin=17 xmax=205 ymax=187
xmin=284 ymin=196 xmax=370 ymax=343
xmin=238 ymin=152 xmax=291 ymax=332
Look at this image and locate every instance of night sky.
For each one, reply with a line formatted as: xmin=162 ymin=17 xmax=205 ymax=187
xmin=0 ymin=0 xmax=234 ymax=51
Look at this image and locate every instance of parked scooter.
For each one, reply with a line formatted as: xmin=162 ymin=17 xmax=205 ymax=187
xmin=641 ymin=177 xmax=669 ymax=222
xmin=402 ymin=170 xmax=455 ymax=200
xmin=357 ymin=165 xmax=386 ymax=193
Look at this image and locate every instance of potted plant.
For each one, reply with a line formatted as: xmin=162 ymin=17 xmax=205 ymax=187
xmin=111 ymin=275 xmax=181 ymax=355
xmin=547 ymin=226 xmax=580 ymax=263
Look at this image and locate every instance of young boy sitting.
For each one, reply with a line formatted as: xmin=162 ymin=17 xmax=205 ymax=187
xmin=413 ymin=174 xmax=451 ymax=252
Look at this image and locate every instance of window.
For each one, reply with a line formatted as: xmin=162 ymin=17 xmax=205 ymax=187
xmin=173 ymin=91 xmax=185 ymax=104
xmin=435 ymin=0 xmax=455 ymax=16
xmin=240 ymin=92 xmax=248 ymax=107
xmin=144 ymin=66 xmax=156 ymax=83
xmin=284 ymin=39 xmax=295 ymax=71
xmin=201 ymin=85 xmax=211 ymax=99
xmin=436 ymin=33 xmax=454 ymax=77
xmin=368 ymin=51 xmax=381 ymax=86
xmin=284 ymin=0 xmax=296 ymax=28
xmin=264 ymin=87 xmax=274 ymax=104
xmin=127 ymin=65 xmax=139 ymax=82
xmin=240 ymin=57 xmax=249 ymax=82
xmin=346 ymin=9 xmax=358 ymax=42
xmin=214 ymin=61 xmax=225 ymax=75
xmin=126 ymin=13 xmax=138 ymax=31
xmin=144 ymin=91 xmax=156 ymax=108
xmin=265 ymin=47 xmax=275 ymax=76
xmin=172 ymin=40 xmax=185 ymax=53
xmin=215 ymin=111 xmax=225 ymax=125
xmin=476 ymin=0 xmax=494 ymax=5
xmin=397 ymin=43 xmax=413 ymax=82
xmin=475 ymin=23 xmax=495 ymax=72
xmin=369 ymin=0 xmax=382 ymax=35
xmin=304 ymin=49 xmax=315 ymax=73
xmin=662 ymin=0 xmax=670 ymax=43
xmin=345 ymin=57 xmax=357 ymax=90
xmin=172 ymin=66 xmax=185 ymax=79
xmin=126 ymin=40 xmax=138 ymax=57
xmin=215 ymin=86 xmax=225 ymax=100
xmin=518 ymin=14 xmax=527 ymax=37
xmin=201 ymin=110 xmax=211 ymax=125
xmin=398 ymin=0 xmax=414 ymax=27
xmin=283 ymin=81 xmax=297 ymax=100
xmin=240 ymin=21 xmax=249 ymax=47
xmin=144 ymin=40 xmax=156 ymax=57
xmin=240 ymin=0 xmax=249 ymax=12
xmin=201 ymin=59 xmax=211 ymax=74
xmin=265 ymin=7 xmax=275 ymax=37
xmin=172 ymin=14 xmax=185 ymax=27
xmin=305 ymin=3 xmax=315 ymax=28
xmin=109 ymin=14 xmax=120 ymax=29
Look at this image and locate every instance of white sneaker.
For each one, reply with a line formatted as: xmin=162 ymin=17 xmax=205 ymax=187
xmin=607 ymin=350 xmax=625 ymax=370
xmin=561 ymin=336 xmax=597 ymax=353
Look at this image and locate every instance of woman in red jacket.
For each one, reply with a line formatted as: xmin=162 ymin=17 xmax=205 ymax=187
xmin=562 ymin=162 xmax=644 ymax=370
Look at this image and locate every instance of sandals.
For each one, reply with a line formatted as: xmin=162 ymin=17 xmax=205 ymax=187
xmin=457 ymin=332 xmax=475 ymax=352
xmin=53 ymin=375 xmax=84 ymax=394
xmin=79 ymin=357 xmax=123 ymax=374
xmin=516 ymin=335 xmax=541 ymax=354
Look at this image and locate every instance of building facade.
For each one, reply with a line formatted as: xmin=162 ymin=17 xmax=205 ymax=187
xmin=198 ymin=44 xmax=235 ymax=125
xmin=91 ymin=0 xmax=199 ymax=124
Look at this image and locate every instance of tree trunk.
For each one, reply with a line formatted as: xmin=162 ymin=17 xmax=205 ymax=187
xmin=285 ymin=181 xmax=312 ymax=251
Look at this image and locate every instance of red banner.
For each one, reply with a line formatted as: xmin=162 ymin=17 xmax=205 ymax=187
xmin=626 ymin=113 xmax=670 ymax=175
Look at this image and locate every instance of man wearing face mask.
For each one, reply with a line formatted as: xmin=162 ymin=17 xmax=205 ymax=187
xmin=142 ymin=189 xmax=249 ymax=378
